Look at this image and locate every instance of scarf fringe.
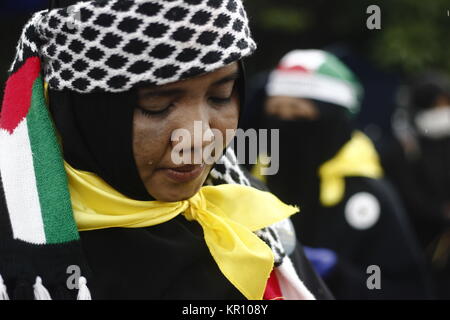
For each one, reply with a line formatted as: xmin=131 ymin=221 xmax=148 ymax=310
xmin=76 ymin=276 xmax=91 ymax=300
xmin=0 ymin=274 xmax=10 ymax=300
xmin=33 ymin=276 xmax=52 ymax=300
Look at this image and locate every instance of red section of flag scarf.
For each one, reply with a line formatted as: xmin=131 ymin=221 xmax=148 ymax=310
xmin=263 ymin=270 xmax=284 ymax=300
xmin=0 ymin=57 xmax=41 ymax=134
xmin=276 ymin=65 xmax=309 ymax=73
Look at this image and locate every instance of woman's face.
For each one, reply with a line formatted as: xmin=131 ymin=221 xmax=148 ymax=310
xmin=133 ymin=62 xmax=240 ymax=202
xmin=265 ymin=96 xmax=319 ymax=121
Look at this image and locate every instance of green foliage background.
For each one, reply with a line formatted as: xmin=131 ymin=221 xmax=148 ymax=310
xmin=243 ymin=0 xmax=450 ymax=76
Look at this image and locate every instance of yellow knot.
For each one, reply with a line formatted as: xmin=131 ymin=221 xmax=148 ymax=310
xmin=184 ymin=191 xmax=207 ymax=221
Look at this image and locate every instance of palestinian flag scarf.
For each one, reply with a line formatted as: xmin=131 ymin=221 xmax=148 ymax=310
xmin=0 ymin=15 xmax=92 ymax=299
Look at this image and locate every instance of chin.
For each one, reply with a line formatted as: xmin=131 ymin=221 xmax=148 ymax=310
xmin=146 ymin=165 xmax=212 ymax=202
xmin=160 ymin=188 xmax=198 ymax=202
xmin=148 ymin=180 xmax=205 ymax=202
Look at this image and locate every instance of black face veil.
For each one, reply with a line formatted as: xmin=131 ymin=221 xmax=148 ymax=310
xmin=262 ymin=99 xmax=354 ymax=207
xmin=48 ymin=88 xmax=151 ymax=200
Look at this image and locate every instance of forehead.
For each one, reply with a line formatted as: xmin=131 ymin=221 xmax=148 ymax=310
xmin=139 ymin=62 xmax=239 ymax=92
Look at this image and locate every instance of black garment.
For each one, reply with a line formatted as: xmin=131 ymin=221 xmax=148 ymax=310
xmin=381 ymin=135 xmax=450 ymax=298
xmin=291 ymin=176 xmax=433 ymax=299
xmin=247 ymin=74 xmax=432 ymax=298
xmin=264 ymin=127 xmax=433 ymax=299
xmin=292 ymin=240 xmax=334 ymax=300
xmin=262 ymin=115 xmax=433 ymax=299
xmin=79 ymin=214 xmax=333 ymax=299
xmin=79 ymin=216 xmax=244 ymax=299
xmin=382 ymin=136 xmax=450 ymax=245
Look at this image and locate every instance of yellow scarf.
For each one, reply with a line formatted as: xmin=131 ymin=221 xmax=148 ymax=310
xmin=318 ymin=131 xmax=383 ymax=207
xmin=64 ymin=162 xmax=298 ymax=300
xmin=251 ymin=153 xmax=270 ymax=184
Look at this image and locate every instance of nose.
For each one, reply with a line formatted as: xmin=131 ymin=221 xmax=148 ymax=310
xmin=170 ymin=101 xmax=215 ymax=164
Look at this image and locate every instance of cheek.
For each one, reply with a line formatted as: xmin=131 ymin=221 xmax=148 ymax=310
xmin=211 ymin=99 xmax=240 ymax=146
xmin=132 ymin=111 xmax=170 ymax=176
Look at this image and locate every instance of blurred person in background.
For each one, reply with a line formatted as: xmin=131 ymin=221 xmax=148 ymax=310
xmin=382 ymin=71 xmax=450 ymax=298
xmin=245 ymin=49 xmax=433 ymax=299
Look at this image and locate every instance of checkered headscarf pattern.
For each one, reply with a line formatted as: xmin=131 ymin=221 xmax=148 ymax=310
xmin=11 ymin=0 xmax=256 ymax=93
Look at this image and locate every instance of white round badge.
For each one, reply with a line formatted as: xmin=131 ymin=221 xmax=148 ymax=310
xmin=344 ymin=192 xmax=380 ymax=230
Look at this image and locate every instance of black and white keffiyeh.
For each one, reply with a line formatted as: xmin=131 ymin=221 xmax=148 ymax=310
xmin=12 ymin=0 xmax=256 ymax=92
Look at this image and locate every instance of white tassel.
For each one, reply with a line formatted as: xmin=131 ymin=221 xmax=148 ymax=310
xmin=76 ymin=276 xmax=91 ymax=300
xmin=33 ymin=276 xmax=52 ymax=300
xmin=0 ymin=274 xmax=10 ymax=300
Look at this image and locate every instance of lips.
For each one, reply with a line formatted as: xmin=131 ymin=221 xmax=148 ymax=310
xmin=161 ymin=164 xmax=206 ymax=183
xmin=169 ymin=164 xmax=201 ymax=172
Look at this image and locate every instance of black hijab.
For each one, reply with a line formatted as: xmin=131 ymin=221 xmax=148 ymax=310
xmin=48 ymin=89 xmax=153 ymax=200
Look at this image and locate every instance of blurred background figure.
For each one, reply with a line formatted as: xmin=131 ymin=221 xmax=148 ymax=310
xmin=381 ymin=71 xmax=450 ymax=298
xmin=245 ymin=49 xmax=433 ymax=299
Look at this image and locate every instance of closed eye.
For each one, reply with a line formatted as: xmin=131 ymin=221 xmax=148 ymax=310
xmin=209 ymin=96 xmax=233 ymax=105
xmin=137 ymin=104 xmax=174 ymax=117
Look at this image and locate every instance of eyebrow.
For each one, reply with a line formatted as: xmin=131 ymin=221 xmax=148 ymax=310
xmin=212 ymin=70 xmax=240 ymax=86
xmin=139 ymin=69 xmax=240 ymax=98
